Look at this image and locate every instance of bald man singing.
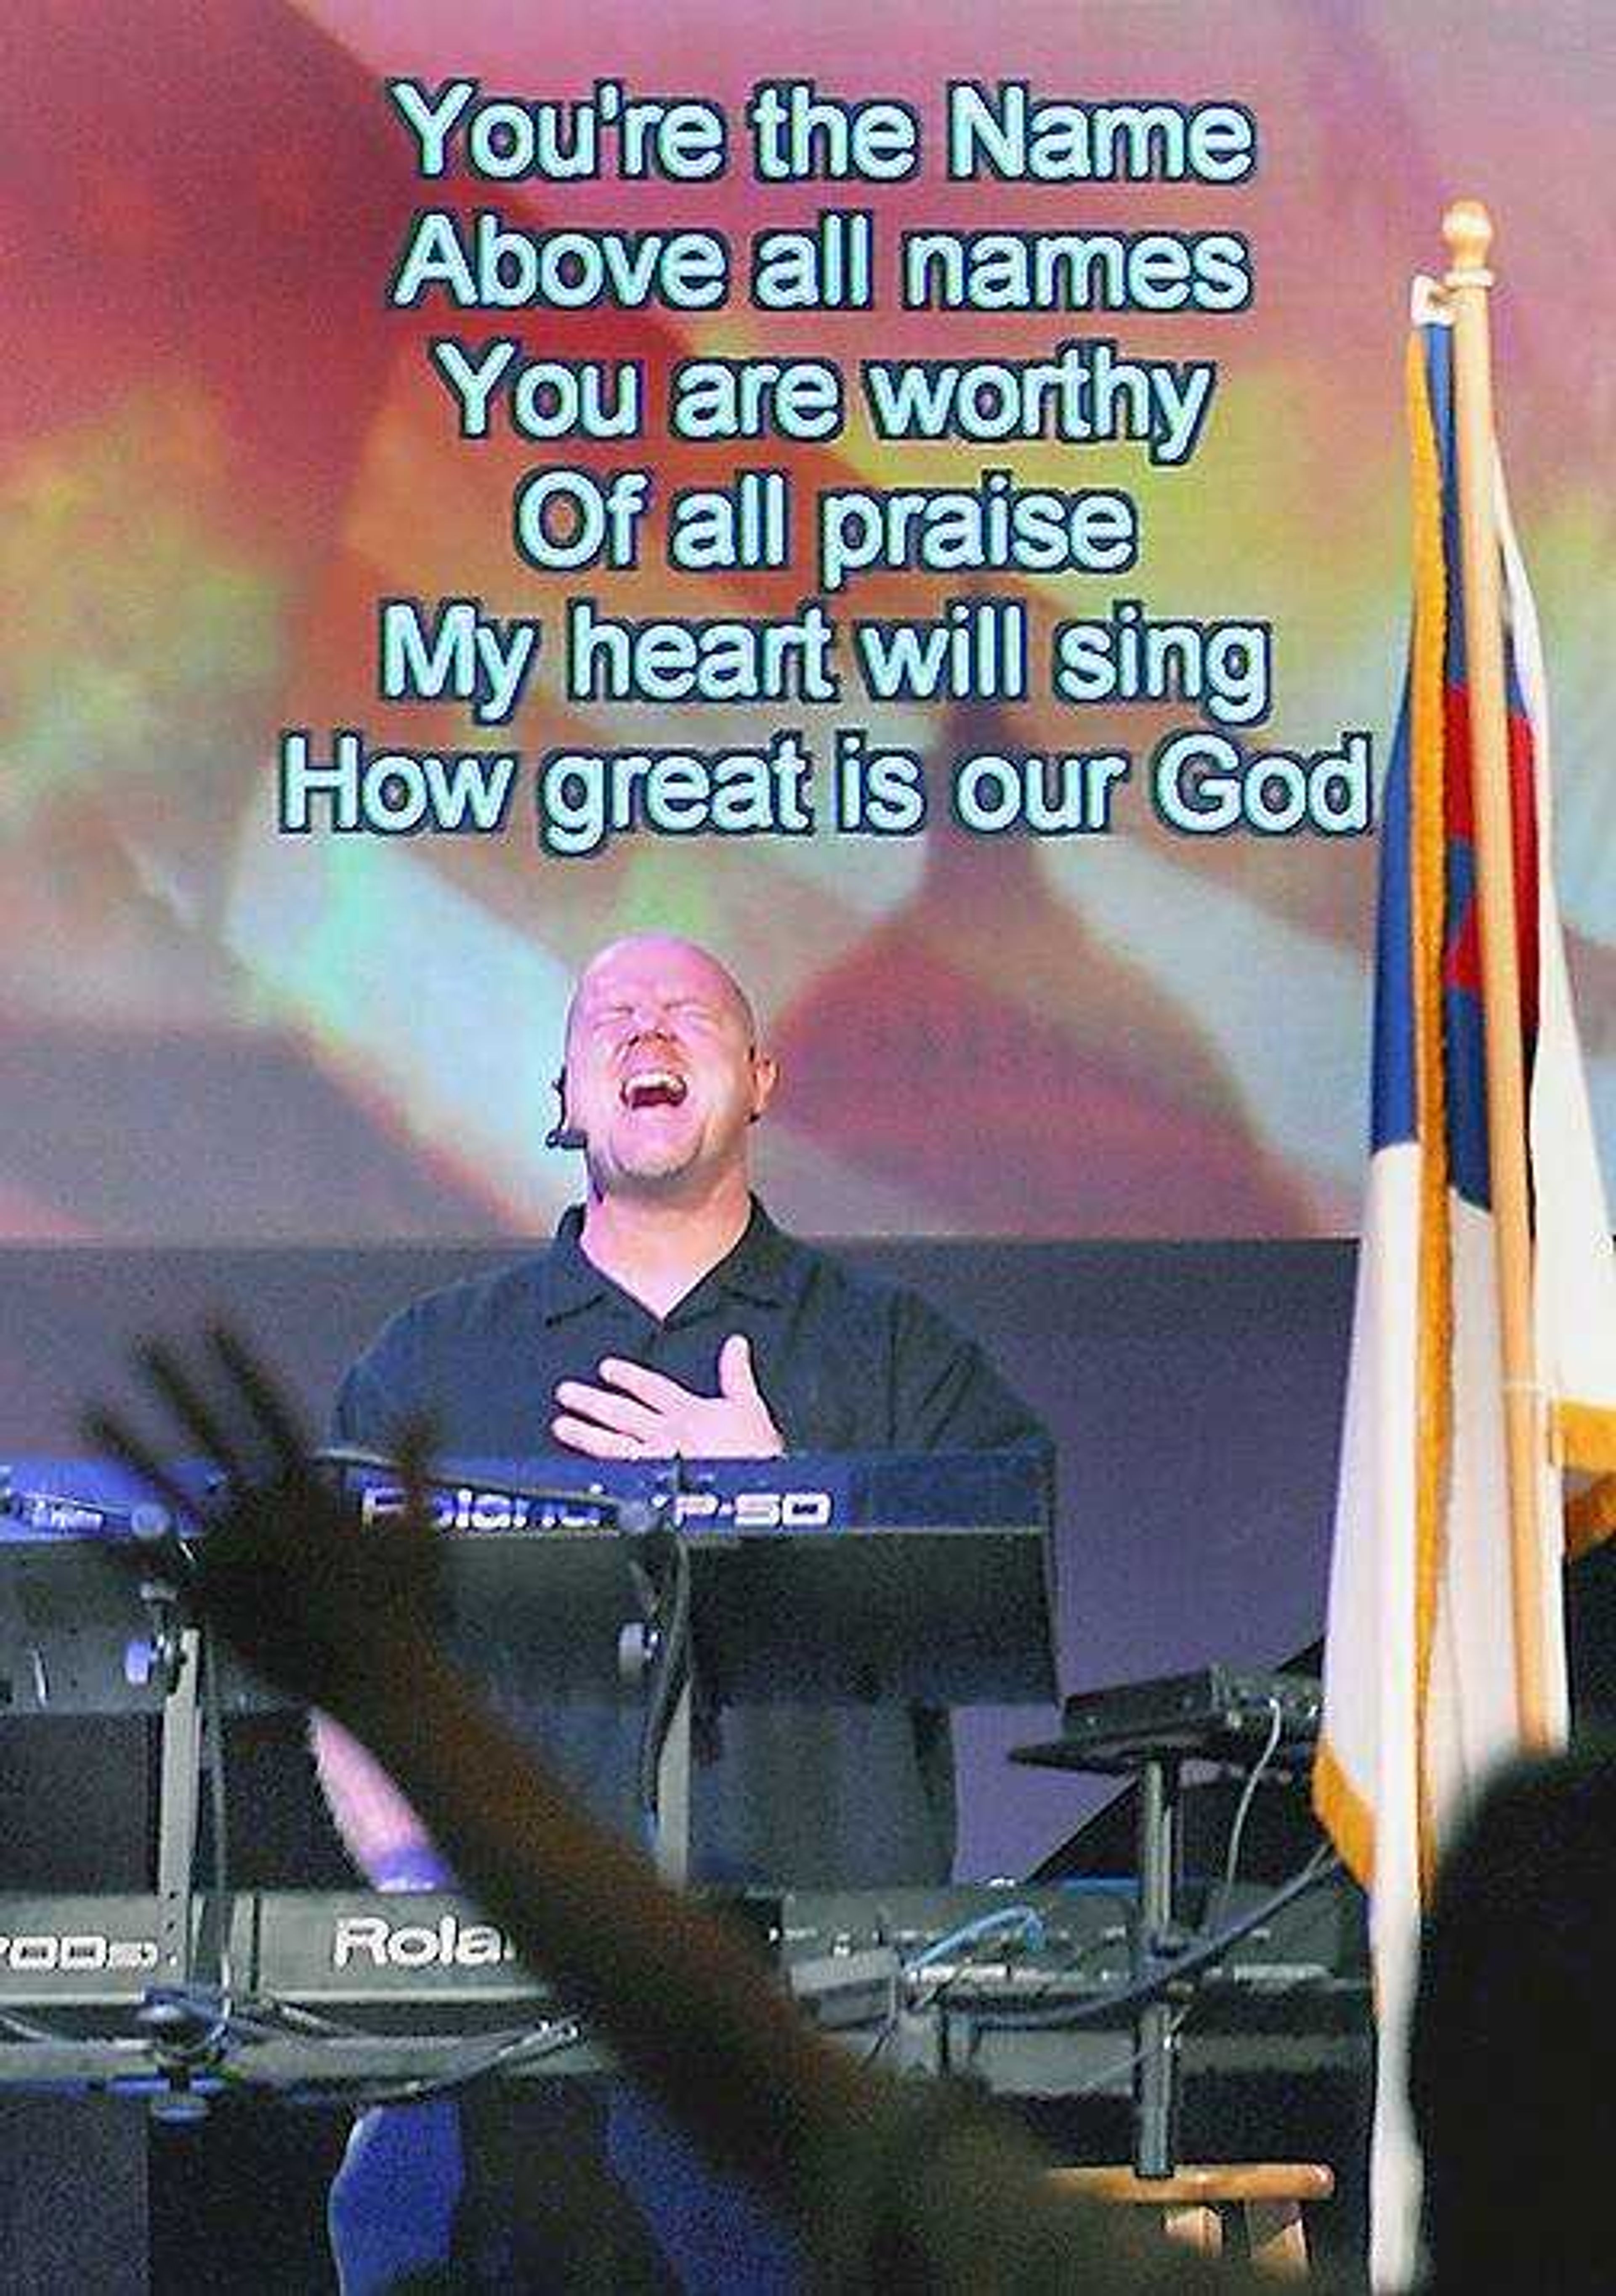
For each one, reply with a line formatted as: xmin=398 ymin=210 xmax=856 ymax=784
xmin=316 ymin=934 xmax=1047 ymax=2293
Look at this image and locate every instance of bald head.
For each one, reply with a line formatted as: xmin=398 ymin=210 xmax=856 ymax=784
xmin=565 ymin=935 xmax=759 ymax=1059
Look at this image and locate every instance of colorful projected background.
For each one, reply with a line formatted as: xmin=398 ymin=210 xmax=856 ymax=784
xmin=5 ymin=0 xmax=1613 ymax=1242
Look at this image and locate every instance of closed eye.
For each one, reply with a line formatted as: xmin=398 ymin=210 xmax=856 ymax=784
xmin=583 ymin=1004 xmax=635 ymax=1036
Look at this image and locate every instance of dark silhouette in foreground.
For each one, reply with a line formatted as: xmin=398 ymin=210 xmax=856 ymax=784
xmin=1410 ymin=1744 xmax=1616 ymax=2296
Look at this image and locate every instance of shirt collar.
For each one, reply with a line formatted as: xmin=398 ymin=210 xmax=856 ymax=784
xmin=540 ymin=1196 xmax=795 ymax=1324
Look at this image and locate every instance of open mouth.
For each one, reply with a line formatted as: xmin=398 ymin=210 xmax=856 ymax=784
xmin=620 ymin=1069 xmax=689 ymax=1112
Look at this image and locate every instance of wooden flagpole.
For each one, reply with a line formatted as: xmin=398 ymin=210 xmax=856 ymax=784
xmin=1441 ymin=199 xmax=1551 ymax=1745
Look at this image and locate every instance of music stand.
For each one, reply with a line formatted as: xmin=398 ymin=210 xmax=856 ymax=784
xmin=1 ymin=1453 xmax=1058 ymax=1900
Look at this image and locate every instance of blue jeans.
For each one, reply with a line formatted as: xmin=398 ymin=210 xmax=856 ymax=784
xmin=329 ymin=2084 xmax=803 ymax=2294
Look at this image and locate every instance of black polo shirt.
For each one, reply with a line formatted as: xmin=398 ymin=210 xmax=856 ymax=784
xmin=331 ymin=1200 xmax=1047 ymax=1886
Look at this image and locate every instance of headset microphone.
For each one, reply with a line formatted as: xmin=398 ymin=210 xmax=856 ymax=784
xmin=545 ymin=1069 xmax=587 ymax=1153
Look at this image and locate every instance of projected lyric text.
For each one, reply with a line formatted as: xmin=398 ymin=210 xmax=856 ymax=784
xmin=276 ymin=76 xmax=1375 ymax=857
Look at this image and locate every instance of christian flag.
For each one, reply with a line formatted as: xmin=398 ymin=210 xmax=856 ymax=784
xmin=1312 ymin=280 xmax=1616 ymax=2287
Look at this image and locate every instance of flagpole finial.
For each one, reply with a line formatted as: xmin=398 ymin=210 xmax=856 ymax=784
xmin=1443 ymin=200 xmax=1495 ymax=283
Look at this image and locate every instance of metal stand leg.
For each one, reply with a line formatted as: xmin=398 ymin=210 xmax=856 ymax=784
xmin=654 ymin=1677 xmax=693 ymax=1890
xmin=619 ymin=1546 xmax=694 ymax=1888
xmin=1132 ymin=1752 xmax=1182 ymax=2179
xmin=154 ymin=1625 xmax=202 ymax=1985
xmin=620 ymin=1491 xmax=696 ymax=1891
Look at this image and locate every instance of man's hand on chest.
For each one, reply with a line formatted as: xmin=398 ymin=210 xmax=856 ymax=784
xmin=552 ymin=1331 xmax=784 ymax=1458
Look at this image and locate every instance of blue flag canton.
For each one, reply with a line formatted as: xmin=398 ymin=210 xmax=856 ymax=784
xmin=1369 ymin=321 xmax=1539 ymax=1213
